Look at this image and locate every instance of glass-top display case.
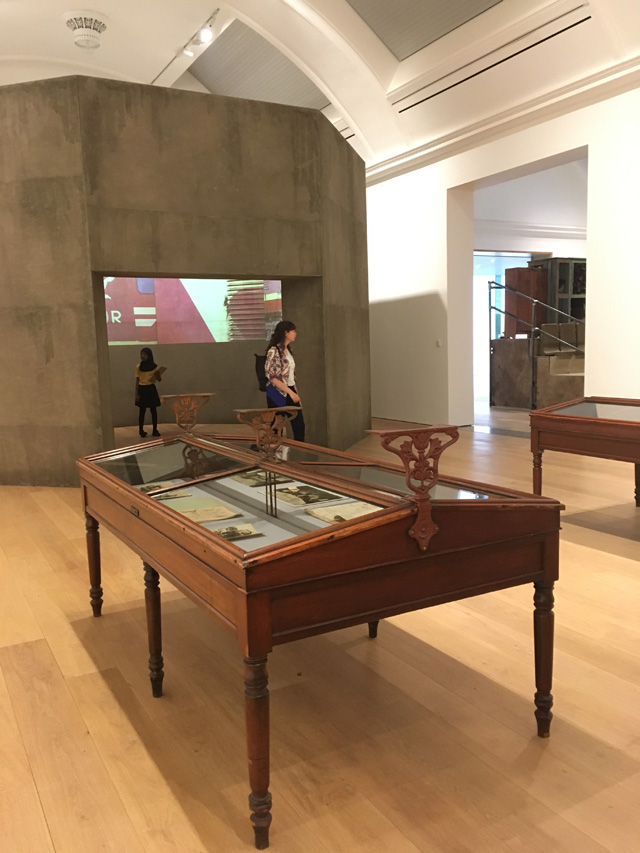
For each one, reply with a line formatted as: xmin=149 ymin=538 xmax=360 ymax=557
xmin=538 ymin=400 xmax=640 ymax=422
xmin=78 ymin=421 xmax=563 ymax=849
xmin=92 ymin=430 xmax=528 ymax=553
xmin=95 ymin=439 xmax=393 ymax=551
xmin=530 ymin=395 xmax=640 ymax=504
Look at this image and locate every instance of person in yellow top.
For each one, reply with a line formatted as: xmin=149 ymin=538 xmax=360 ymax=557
xmin=135 ymin=347 xmax=162 ymax=437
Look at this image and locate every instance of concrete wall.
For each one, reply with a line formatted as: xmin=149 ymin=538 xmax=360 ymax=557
xmin=281 ymin=277 xmax=327 ymax=444
xmin=0 ymin=76 xmax=370 ymax=484
xmin=0 ymin=78 xmax=111 ymax=485
xmin=318 ymin=117 xmax=371 ymax=446
xmin=79 ymin=78 xmax=323 ymax=279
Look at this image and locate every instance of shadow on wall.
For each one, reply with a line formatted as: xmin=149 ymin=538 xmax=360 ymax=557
xmin=108 ymin=341 xmax=267 ymax=428
xmin=369 ymin=292 xmax=448 ymax=424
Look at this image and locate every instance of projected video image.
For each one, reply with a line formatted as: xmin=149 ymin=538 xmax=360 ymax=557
xmin=105 ymin=277 xmax=282 ymax=345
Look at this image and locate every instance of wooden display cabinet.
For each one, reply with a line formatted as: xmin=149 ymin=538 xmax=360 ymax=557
xmin=78 ymin=425 xmax=563 ymax=848
xmin=530 ymin=396 xmax=640 ymax=504
xmin=504 ymin=266 xmax=547 ymax=336
xmin=528 ymin=257 xmax=587 ymax=322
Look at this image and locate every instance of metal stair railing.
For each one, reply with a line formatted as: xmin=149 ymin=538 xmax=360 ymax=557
xmin=488 ymin=280 xmax=584 ymax=357
xmin=488 ymin=280 xmax=585 ymax=409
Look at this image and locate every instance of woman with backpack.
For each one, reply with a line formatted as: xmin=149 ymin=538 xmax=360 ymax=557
xmin=264 ymin=320 xmax=305 ymax=442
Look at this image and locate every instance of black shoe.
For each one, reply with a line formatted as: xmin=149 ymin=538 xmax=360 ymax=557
xmin=139 ymin=430 xmax=147 ymax=437
xmin=152 ymin=430 xmax=161 ymax=437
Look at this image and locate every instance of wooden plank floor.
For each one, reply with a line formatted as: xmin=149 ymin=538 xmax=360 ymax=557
xmin=1 ymin=410 xmax=639 ymax=852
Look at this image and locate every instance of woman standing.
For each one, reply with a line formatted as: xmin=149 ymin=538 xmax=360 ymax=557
xmin=135 ymin=346 xmax=162 ymax=437
xmin=264 ymin=320 xmax=305 ymax=442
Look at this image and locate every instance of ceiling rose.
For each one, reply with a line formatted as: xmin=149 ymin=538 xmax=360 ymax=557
xmin=63 ymin=10 xmax=110 ymax=49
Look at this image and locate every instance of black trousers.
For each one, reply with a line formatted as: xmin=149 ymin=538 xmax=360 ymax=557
xmin=266 ymin=387 xmax=305 ymax=442
xmin=138 ymin=406 xmax=158 ymax=432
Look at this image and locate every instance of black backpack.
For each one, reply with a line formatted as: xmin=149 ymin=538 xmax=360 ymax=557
xmin=254 ymin=353 xmax=267 ymax=392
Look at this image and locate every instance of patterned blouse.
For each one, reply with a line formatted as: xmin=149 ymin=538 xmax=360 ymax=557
xmin=265 ymin=345 xmax=293 ymax=387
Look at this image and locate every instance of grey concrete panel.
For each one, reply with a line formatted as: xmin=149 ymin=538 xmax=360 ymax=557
xmin=322 ymin=301 xmax=371 ymax=445
xmin=0 ymin=76 xmax=369 ymax=484
xmin=0 ymin=304 xmax=108 ymax=428
xmin=87 ymin=208 xmax=322 ymax=278
xmin=0 ymin=77 xmax=81 ymax=182
xmin=280 ymin=277 xmax=327 ymax=447
xmin=318 ymin=121 xmax=371 ymax=449
xmin=0 ymin=177 xmax=91 ymax=308
xmin=320 ymin=202 xmax=369 ymax=307
xmin=0 ymin=77 xmax=108 ymax=484
xmin=90 ymin=272 xmax=115 ymax=450
xmin=77 ymin=78 xmax=321 ymax=221
xmin=318 ymin=120 xmax=367 ymax=228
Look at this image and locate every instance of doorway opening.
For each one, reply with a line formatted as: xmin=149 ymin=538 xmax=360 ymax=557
xmin=472 ymin=154 xmax=588 ymax=423
xmin=472 ymin=251 xmax=531 ymax=406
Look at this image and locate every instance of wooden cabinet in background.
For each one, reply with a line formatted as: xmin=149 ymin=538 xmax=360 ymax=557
xmin=504 ymin=266 xmax=547 ymax=337
xmin=529 ymin=257 xmax=587 ymax=322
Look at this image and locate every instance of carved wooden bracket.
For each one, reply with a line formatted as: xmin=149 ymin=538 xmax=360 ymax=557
xmin=181 ymin=445 xmax=213 ymax=479
xmin=369 ymin=425 xmax=459 ymax=551
xmin=235 ymin=407 xmax=300 ymax=460
xmin=161 ymin=393 xmax=212 ymax=433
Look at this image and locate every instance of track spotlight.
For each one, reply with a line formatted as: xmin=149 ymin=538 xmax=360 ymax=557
xmin=196 ymin=26 xmax=214 ymax=45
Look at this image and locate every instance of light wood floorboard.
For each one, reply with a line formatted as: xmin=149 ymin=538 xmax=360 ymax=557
xmin=0 ymin=411 xmax=638 ymax=851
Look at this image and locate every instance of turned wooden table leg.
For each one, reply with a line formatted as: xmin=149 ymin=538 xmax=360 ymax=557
xmin=368 ymin=620 xmax=379 ymax=639
xmin=533 ymin=581 xmax=554 ymax=737
xmin=634 ymin=463 xmax=640 ymax=507
xmin=85 ymin=513 xmax=103 ymax=616
xmin=244 ymin=657 xmax=272 ymax=849
xmin=143 ymin=562 xmax=164 ymax=698
xmin=532 ymin=451 xmax=543 ymax=495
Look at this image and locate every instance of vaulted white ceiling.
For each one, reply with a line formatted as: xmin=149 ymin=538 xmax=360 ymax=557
xmin=1 ymin=1 xmax=639 ymax=175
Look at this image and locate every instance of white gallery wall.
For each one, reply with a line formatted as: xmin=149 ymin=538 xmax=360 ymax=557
xmin=367 ymin=85 xmax=640 ymax=425
xmin=474 ymin=159 xmax=588 ymax=257
xmin=474 ymin=231 xmax=587 ymax=257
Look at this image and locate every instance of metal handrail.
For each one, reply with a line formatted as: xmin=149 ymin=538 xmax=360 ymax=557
xmin=489 ymin=280 xmax=584 ymax=324
xmin=488 ymin=279 xmax=585 ymax=410
xmin=488 ymin=280 xmax=584 ymax=356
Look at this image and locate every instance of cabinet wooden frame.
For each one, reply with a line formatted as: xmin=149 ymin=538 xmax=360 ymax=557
xmin=78 ymin=432 xmax=562 ymax=849
xmin=530 ymin=395 xmax=640 ymax=505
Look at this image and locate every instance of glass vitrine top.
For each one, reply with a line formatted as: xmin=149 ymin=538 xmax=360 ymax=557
xmin=308 ymin=464 xmax=498 ymax=500
xmin=93 ymin=440 xmax=245 ymax=487
xmin=89 ymin=436 xmax=529 ymax=553
xmin=194 ymin=435 xmax=510 ymax=497
xmin=548 ymin=401 xmax=640 ymax=422
xmin=204 ymin=436 xmax=348 ymax=465
xmin=135 ymin=466 xmax=388 ymax=552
